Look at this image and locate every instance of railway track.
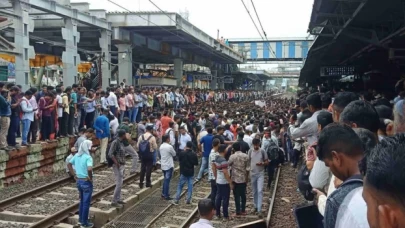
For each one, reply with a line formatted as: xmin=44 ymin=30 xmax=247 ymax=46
xmin=0 ymin=157 xmax=167 ymax=228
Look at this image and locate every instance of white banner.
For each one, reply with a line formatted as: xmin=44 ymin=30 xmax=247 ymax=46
xmin=255 ymin=100 xmax=266 ymax=108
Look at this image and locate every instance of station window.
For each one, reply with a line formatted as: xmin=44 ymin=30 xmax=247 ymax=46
xmin=24 ymin=48 xmax=28 ymax=60
xmin=73 ymin=36 xmax=76 ymax=46
xmin=74 ymin=56 xmax=77 ymax=66
xmin=24 ymin=72 xmax=28 ymax=84
xmin=24 ymin=24 xmax=28 ymax=36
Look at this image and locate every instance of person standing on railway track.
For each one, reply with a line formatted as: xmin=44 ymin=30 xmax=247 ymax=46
xmin=94 ymin=109 xmax=110 ymax=164
xmin=213 ymin=144 xmax=233 ymax=220
xmin=248 ymin=138 xmax=269 ymax=218
xmin=172 ymin=141 xmax=198 ymax=205
xmin=228 ymin=142 xmax=249 ymax=217
xmin=196 ymin=127 xmax=214 ymax=181
xmin=109 ymin=129 xmax=127 ymax=208
xmin=67 ymin=139 xmax=94 ymax=228
xmin=160 ymin=134 xmax=176 ymax=200
xmin=190 ymin=199 xmax=215 ymax=228
xmin=208 ymin=138 xmax=220 ymax=205
xmin=137 ymin=125 xmax=157 ymax=188
xmin=117 ymin=117 xmax=139 ymax=175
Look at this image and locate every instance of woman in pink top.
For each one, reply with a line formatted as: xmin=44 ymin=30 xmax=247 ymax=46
xmin=118 ymin=93 xmax=126 ymax=123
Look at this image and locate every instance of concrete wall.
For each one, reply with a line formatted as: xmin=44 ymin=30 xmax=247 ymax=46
xmin=0 ymin=137 xmax=100 ymax=188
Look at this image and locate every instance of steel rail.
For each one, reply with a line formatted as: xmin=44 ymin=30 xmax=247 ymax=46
xmin=145 ymin=179 xmax=204 ymax=228
xmin=30 ymin=172 xmax=140 ymax=228
xmin=232 ymin=167 xmax=281 ymax=228
xmin=0 ymin=163 xmax=107 ymax=211
xmin=179 ymin=192 xmax=211 ymax=228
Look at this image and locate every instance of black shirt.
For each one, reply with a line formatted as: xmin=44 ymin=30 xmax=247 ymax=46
xmin=213 ymin=134 xmax=225 ymax=144
xmin=237 ymin=139 xmax=250 ymax=154
xmin=179 ymin=148 xmax=198 ymax=177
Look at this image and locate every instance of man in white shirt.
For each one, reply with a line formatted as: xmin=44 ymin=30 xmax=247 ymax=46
xmin=159 ymin=135 xmax=176 ymax=200
xmin=165 ymin=122 xmax=176 ymax=147
xmin=190 ymin=199 xmax=215 ymax=228
xmin=56 ymin=88 xmax=63 ymax=136
xmin=243 ymin=130 xmax=253 ymax=149
xmin=101 ymin=91 xmax=109 ymax=110
xmin=178 ymin=126 xmax=191 ymax=152
xmin=107 ymin=87 xmax=118 ymax=116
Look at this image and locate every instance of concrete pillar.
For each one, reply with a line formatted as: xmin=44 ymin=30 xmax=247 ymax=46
xmin=218 ymin=68 xmax=224 ymax=90
xmin=99 ymin=29 xmax=111 ymax=89
xmin=174 ymin=58 xmax=183 ymax=87
xmin=13 ymin=0 xmax=35 ymax=91
xmin=62 ymin=18 xmax=80 ymax=87
xmin=255 ymin=81 xmax=261 ymax=91
xmin=115 ymin=44 xmax=132 ymax=86
xmin=210 ymin=69 xmax=217 ymax=90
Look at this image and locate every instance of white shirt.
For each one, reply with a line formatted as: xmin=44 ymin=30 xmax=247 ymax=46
xmin=309 ymin=157 xmax=331 ymax=189
xmin=243 ymin=135 xmax=253 ymax=149
xmin=246 ymin=124 xmax=253 ymax=132
xmin=108 ymin=92 xmax=118 ymax=108
xmin=101 ymin=97 xmax=109 ymax=110
xmin=159 ymin=142 xmax=176 ymax=171
xmin=190 ymin=219 xmax=214 ymax=228
xmin=165 ymin=128 xmax=176 ymax=147
xmin=335 ymin=187 xmax=369 ymax=228
xmin=65 ymin=154 xmax=74 ymax=172
xmin=56 ymin=94 xmax=63 ymax=118
xmin=109 ymin=117 xmax=119 ymax=135
xmin=178 ymin=133 xmax=192 ymax=150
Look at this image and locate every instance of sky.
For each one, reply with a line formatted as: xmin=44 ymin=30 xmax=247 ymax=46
xmin=71 ymin=0 xmax=314 ymax=39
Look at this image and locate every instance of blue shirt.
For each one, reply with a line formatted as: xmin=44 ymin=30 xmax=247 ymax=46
xmin=0 ymin=95 xmax=11 ymax=117
xmin=86 ymin=100 xmax=95 ymax=113
xmin=93 ymin=115 xmax=110 ymax=138
xmin=69 ymin=153 xmax=93 ymax=178
xmin=70 ymin=92 xmax=77 ymax=107
xmin=200 ymin=134 xmax=214 ymax=157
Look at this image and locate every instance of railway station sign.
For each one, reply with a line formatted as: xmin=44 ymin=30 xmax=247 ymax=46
xmin=194 ymin=74 xmax=212 ymax=81
xmin=218 ymin=77 xmax=234 ymax=84
xmin=320 ymin=66 xmax=356 ymax=77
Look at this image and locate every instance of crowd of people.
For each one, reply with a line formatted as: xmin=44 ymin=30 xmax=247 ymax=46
xmin=4 ymin=76 xmax=405 ymax=228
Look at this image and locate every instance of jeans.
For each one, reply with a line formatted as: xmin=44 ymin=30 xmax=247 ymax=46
xmin=153 ymin=150 xmax=158 ymax=165
xmin=119 ymin=110 xmax=125 ymax=124
xmin=233 ymin=182 xmax=247 ymax=214
xmin=85 ymin=111 xmax=95 ymax=129
xmin=136 ymin=106 xmax=143 ymax=123
xmin=110 ymin=106 xmax=116 ymax=117
xmin=162 ymin=167 xmax=173 ymax=198
xmin=21 ymin=119 xmax=31 ymax=145
xmin=41 ymin=116 xmax=52 ymax=140
xmin=79 ymin=109 xmax=86 ymax=130
xmin=7 ymin=115 xmax=19 ymax=146
xmin=140 ymin=159 xmax=153 ymax=186
xmin=68 ymin=107 xmax=75 ymax=135
xmin=124 ymin=145 xmax=139 ymax=173
xmin=132 ymin=107 xmax=138 ymax=123
xmin=127 ymin=107 xmax=133 ymax=122
xmin=197 ymin=156 xmax=209 ymax=180
xmin=74 ymin=109 xmax=81 ymax=134
xmin=292 ymin=149 xmax=301 ymax=168
xmin=112 ymin=164 xmax=125 ymax=203
xmin=174 ymin=174 xmax=193 ymax=203
xmin=251 ymin=172 xmax=264 ymax=212
xmin=210 ymin=179 xmax=217 ymax=205
xmin=76 ymin=180 xmax=93 ymax=226
xmin=267 ymin=160 xmax=278 ymax=188
xmin=215 ymin=183 xmax=230 ymax=218
xmin=28 ymin=118 xmax=38 ymax=143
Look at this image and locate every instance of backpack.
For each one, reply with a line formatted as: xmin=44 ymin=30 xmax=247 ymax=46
xmin=106 ymin=140 xmax=120 ymax=167
xmin=139 ymin=134 xmax=153 ymax=156
xmin=297 ymin=165 xmax=315 ymax=201
xmin=265 ymin=138 xmax=280 ymax=161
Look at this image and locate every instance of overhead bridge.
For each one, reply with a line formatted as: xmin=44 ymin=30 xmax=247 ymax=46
xmin=228 ymin=37 xmax=314 ymax=62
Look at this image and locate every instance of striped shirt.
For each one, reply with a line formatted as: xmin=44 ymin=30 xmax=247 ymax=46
xmin=214 ymin=155 xmax=229 ymax=185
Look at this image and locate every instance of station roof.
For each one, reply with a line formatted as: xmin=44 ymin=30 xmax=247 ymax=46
xmin=300 ymin=0 xmax=405 ymax=85
xmin=107 ymin=12 xmax=244 ymax=65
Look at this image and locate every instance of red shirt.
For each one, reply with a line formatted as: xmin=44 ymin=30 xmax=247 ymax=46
xmin=161 ymin=116 xmax=172 ymax=134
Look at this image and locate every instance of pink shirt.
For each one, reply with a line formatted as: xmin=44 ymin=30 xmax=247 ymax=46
xmin=119 ymin=97 xmax=126 ymax=111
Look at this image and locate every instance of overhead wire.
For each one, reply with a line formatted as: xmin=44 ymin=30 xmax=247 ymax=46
xmin=240 ymin=0 xmax=276 ymax=58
